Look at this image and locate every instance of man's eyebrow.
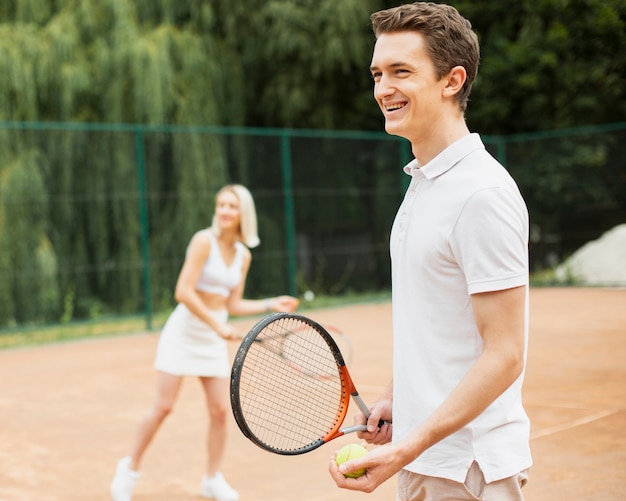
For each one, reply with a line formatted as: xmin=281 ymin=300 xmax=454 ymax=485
xmin=369 ymin=61 xmax=410 ymax=72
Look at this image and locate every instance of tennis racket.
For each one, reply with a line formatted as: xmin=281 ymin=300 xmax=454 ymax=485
xmin=325 ymin=324 xmax=352 ymax=366
xmin=237 ymin=320 xmax=352 ymax=379
xmin=230 ymin=312 xmax=383 ymax=455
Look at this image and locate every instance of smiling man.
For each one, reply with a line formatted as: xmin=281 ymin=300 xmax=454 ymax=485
xmin=328 ymin=3 xmax=532 ymax=500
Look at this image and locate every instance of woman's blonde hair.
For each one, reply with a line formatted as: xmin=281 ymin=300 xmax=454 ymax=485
xmin=211 ymin=184 xmax=260 ymax=248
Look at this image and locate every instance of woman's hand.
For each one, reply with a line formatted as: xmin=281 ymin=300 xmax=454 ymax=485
xmin=216 ymin=322 xmax=240 ymax=340
xmin=268 ymin=295 xmax=300 ymax=313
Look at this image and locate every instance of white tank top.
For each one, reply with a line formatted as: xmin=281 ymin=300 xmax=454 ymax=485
xmin=194 ymin=230 xmax=246 ymax=297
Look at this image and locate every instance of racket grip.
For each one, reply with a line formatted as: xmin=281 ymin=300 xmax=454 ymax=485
xmin=351 ymin=392 xmax=390 ymax=428
xmin=341 ymin=419 xmax=389 ymax=435
xmin=352 ymin=391 xmax=373 ymax=418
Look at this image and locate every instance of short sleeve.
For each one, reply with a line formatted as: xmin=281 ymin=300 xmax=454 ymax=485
xmin=450 ymin=187 xmax=529 ymax=294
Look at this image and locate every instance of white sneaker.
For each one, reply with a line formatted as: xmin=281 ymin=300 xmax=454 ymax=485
xmin=110 ymin=456 xmax=140 ymax=501
xmin=201 ymin=472 xmax=240 ymax=501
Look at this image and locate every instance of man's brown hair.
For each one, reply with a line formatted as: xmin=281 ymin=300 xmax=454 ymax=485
xmin=371 ymin=2 xmax=480 ymax=112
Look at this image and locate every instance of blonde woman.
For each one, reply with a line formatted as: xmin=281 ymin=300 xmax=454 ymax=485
xmin=111 ymin=184 xmax=299 ymax=501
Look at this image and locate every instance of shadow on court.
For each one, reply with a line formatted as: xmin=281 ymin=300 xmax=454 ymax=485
xmin=0 ymin=288 xmax=624 ymax=500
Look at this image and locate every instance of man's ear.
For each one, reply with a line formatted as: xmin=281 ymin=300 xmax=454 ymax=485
xmin=442 ymin=66 xmax=467 ymax=98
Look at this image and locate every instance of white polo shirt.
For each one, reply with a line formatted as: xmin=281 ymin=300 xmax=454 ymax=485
xmin=390 ymin=133 xmax=532 ymax=483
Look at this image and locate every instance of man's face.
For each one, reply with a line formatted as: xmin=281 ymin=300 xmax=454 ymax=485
xmin=370 ymin=31 xmax=445 ymax=143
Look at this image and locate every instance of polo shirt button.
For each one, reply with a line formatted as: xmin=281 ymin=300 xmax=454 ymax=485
xmin=409 ymin=189 xmax=416 ymax=196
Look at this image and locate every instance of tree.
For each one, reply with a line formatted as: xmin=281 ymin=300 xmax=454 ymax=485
xmin=0 ymin=0 xmax=234 ymax=324
xmin=457 ymin=0 xmax=626 ymax=134
xmin=0 ymin=0 xmax=624 ymax=327
xmin=221 ymin=0 xmax=382 ymax=130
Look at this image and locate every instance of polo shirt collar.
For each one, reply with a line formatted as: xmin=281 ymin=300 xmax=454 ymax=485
xmin=402 ymin=133 xmax=484 ymax=179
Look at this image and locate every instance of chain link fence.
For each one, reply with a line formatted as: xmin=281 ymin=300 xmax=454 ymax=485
xmin=1 ymin=121 xmax=624 ymax=331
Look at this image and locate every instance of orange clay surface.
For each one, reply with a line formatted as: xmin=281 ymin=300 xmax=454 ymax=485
xmin=0 ymin=287 xmax=625 ymax=500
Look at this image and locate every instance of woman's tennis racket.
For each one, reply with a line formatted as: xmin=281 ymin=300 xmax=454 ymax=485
xmin=230 ymin=312 xmax=383 ymax=455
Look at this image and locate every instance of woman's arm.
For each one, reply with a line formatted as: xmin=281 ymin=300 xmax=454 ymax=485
xmin=226 ymin=250 xmax=299 ymax=316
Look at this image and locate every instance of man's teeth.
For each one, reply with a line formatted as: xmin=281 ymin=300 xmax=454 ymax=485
xmin=387 ymin=103 xmax=405 ymax=111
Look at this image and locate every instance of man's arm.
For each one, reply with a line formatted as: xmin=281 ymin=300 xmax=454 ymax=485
xmin=330 ymin=285 xmax=526 ymax=491
xmin=403 ymin=285 xmax=526 ymax=450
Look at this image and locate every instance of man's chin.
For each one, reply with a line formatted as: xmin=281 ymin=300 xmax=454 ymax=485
xmin=384 ymin=121 xmax=406 ymax=138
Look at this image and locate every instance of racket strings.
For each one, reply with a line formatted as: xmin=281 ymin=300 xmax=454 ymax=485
xmin=238 ymin=317 xmax=347 ymax=452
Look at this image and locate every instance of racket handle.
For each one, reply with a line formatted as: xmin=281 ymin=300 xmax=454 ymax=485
xmin=341 ymin=419 xmax=387 ymax=435
xmin=351 ymin=391 xmax=373 ymax=417
xmin=341 ymin=424 xmax=367 ymax=434
xmin=351 ymin=392 xmax=389 ymax=428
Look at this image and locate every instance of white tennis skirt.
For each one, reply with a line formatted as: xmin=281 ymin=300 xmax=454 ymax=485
xmin=154 ymin=304 xmax=230 ymax=378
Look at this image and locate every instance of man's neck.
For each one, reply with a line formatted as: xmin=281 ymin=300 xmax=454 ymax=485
xmin=411 ymin=118 xmax=470 ymax=167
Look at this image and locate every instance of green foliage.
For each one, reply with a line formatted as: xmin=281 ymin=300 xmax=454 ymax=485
xmin=0 ymin=149 xmax=55 ymax=325
xmin=219 ymin=0 xmax=626 ymax=132
xmin=459 ymin=0 xmax=626 ymax=133
xmin=229 ymin=0 xmax=381 ymax=129
xmin=1 ymin=0 xmax=624 ymax=132
xmin=0 ymin=0 xmax=237 ymax=325
xmin=0 ymin=0 xmax=242 ymax=323
xmin=0 ymin=0 xmax=624 ymax=329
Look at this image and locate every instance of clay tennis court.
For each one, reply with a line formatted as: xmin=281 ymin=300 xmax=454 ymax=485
xmin=1 ymin=287 xmax=624 ymax=500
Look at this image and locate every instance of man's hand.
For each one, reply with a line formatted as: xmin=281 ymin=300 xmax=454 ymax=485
xmin=355 ymin=398 xmax=393 ymax=445
xmin=328 ymin=443 xmax=402 ymax=493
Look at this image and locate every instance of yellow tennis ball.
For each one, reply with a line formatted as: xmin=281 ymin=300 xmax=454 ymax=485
xmin=335 ymin=443 xmax=368 ymax=478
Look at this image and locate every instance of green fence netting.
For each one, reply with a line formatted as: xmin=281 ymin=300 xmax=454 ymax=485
xmin=1 ymin=121 xmax=624 ymax=330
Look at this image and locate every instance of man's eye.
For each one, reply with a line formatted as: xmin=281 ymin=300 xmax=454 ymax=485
xmin=371 ymin=73 xmax=382 ymax=82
